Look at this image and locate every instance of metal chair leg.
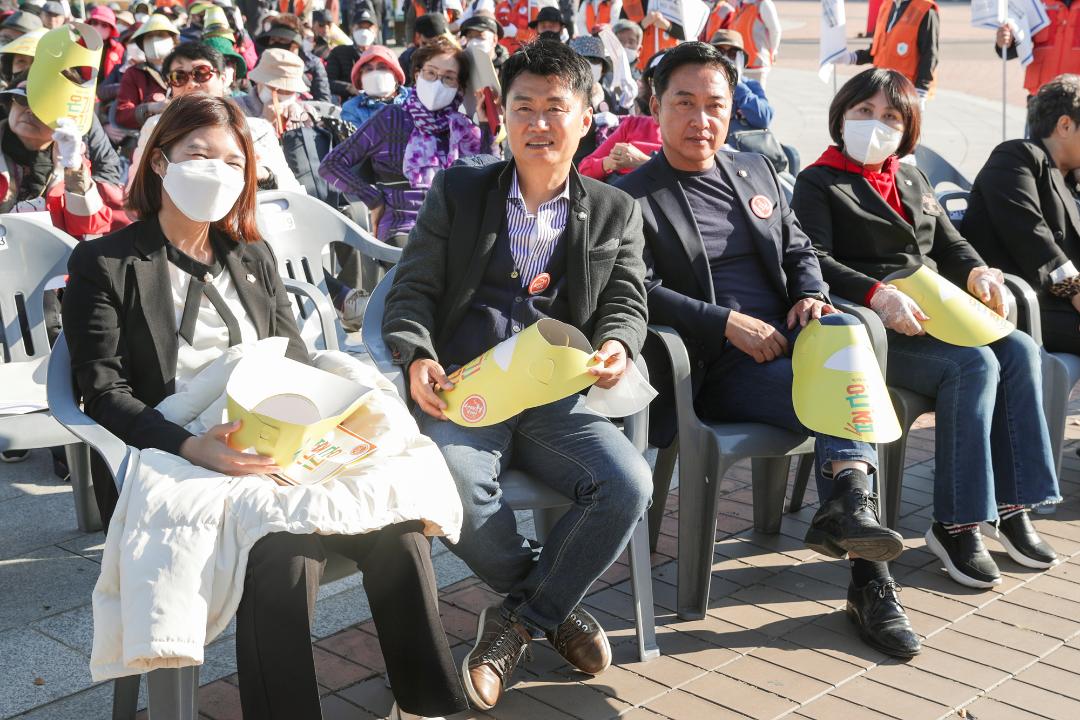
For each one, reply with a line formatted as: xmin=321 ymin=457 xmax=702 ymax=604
xmin=146 ymin=666 xmax=199 ymax=720
xmin=787 ymin=453 xmax=813 ymax=514
xmin=66 ymin=443 xmax=102 ymax=532
xmin=111 ymin=675 xmax=139 ymax=720
xmin=627 ymin=515 xmax=659 ymax=661
xmin=647 ymin=441 xmax=678 ymax=551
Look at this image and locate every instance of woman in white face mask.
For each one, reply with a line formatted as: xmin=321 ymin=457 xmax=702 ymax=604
xmin=62 ymin=94 xmax=471 ymax=720
xmin=114 ymin=14 xmax=180 ymax=129
xmin=320 ymin=35 xmax=491 ymax=246
xmin=237 ymin=47 xmax=320 ymax=137
xmin=340 ymin=46 xmax=409 ymax=128
xmin=791 ymin=68 xmax=1063 ymax=590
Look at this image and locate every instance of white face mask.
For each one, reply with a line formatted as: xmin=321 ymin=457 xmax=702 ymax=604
xmin=842 ymin=118 xmax=903 ymax=166
xmin=161 ymin=156 xmax=245 ymax=222
xmin=143 ymin=37 xmax=174 ymax=63
xmin=353 ymin=27 xmax=376 ymax=46
xmin=259 ymin=85 xmax=296 ymax=107
xmin=361 ymin=69 xmax=397 ymax=97
xmin=415 ymin=76 xmax=457 ymax=111
xmin=135 ymin=12 xmax=150 ymax=23
xmin=589 ymin=62 xmax=603 ymax=83
xmin=466 ymin=36 xmax=494 ymax=55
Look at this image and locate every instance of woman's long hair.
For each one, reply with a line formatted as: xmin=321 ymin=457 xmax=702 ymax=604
xmin=126 ymin=94 xmax=262 ymax=244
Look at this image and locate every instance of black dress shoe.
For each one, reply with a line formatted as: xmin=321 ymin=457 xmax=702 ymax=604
xmin=982 ymin=511 xmax=1059 ymax=569
xmin=805 ymin=486 xmax=904 ymax=562
xmin=846 ymin=578 xmax=921 ymax=658
xmin=924 ymin=522 xmax=1001 ymax=588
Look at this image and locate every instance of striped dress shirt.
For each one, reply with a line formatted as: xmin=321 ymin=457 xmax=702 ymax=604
xmin=506 ymin=170 xmax=571 ymax=287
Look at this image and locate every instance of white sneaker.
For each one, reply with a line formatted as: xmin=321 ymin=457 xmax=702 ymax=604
xmin=388 ymin=702 xmax=444 ymax=720
xmin=340 ymin=288 xmax=370 ymax=332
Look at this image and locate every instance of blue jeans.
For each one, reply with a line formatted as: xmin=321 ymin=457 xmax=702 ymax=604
xmin=697 ymin=338 xmax=877 ymax=501
xmin=417 ymin=394 xmax=652 ymax=635
xmin=886 ymin=329 xmax=1061 ymax=523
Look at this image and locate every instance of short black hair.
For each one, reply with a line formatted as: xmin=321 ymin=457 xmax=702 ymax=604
xmin=1029 ymin=74 xmax=1080 ymax=140
xmin=164 ymin=41 xmax=224 ymax=76
xmin=829 ymin=67 xmax=921 ymax=158
xmin=651 ymin=41 xmax=736 ymax=100
xmin=499 ymin=39 xmax=592 ymax=105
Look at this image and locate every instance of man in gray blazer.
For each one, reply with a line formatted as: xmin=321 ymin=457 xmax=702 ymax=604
xmin=382 ymin=40 xmax=651 ymax=711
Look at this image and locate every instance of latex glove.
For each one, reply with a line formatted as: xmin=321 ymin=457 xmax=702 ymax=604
xmin=52 ymin=118 xmax=84 ymax=170
xmin=594 ymin=111 xmax=619 ymax=128
xmin=916 ymin=87 xmax=928 ymax=113
xmin=967 ymin=266 xmax=1013 ymax=318
xmin=870 ymin=284 xmax=929 ymax=336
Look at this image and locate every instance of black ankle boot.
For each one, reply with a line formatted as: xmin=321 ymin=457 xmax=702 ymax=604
xmin=805 ymin=470 xmax=904 ymax=562
xmin=847 ymin=578 xmax=921 ymax=658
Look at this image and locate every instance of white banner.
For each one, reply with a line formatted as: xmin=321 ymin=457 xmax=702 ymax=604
xmin=818 ymin=0 xmax=847 ymax=83
xmin=656 ymin=0 xmax=709 ymax=41
xmin=971 ymin=0 xmax=1048 ymax=67
xmin=970 ymin=0 xmax=1007 ymax=28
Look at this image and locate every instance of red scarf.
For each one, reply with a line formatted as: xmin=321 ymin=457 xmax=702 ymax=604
xmin=808 ymin=146 xmax=911 ymax=224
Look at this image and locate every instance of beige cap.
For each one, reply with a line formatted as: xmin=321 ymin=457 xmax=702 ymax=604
xmin=248 ymin=47 xmax=309 ymax=93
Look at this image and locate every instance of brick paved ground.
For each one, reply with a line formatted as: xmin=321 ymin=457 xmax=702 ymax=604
xmin=181 ymin=417 xmax=1080 ymax=720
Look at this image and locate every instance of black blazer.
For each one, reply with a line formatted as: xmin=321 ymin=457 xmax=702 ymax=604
xmin=383 ymin=160 xmax=649 ymax=370
xmin=62 ymin=216 xmax=308 ymax=459
xmin=791 ymin=160 xmax=984 ymax=302
xmin=962 ymin=139 xmax=1080 ymax=312
xmin=615 ymin=151 xmax=827 ymax=445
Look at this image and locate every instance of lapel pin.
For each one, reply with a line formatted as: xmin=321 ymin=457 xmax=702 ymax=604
xmin=905 ymin=179 xmax=913 ymax=186
xmin=245 ymin=273 xmax=256 ymax=283
xmin=737 ymin=169 xmax=748 ymax=178
xmin=577 ymin=211 xmax=587 ymax=220
xmin=749 ymin=194 xmax=773 ymax=219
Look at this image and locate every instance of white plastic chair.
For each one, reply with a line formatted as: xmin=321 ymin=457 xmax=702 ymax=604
xmin=47 ymin=277 xmax=362 ymax=720
xmin=362 ymin=267 xmax=660 ymax=662
xmin=0 ymin=215 xmax=101 ymax=532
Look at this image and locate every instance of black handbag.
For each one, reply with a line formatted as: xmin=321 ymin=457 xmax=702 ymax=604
xmin=728 ymin=128 xmax=789 ymax=175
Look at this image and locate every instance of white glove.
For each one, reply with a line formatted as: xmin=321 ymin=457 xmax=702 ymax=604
xmin=870 ymin=284 xmax=929 ymax=336
xmin=594 ymin=111 xmax=619 ymax=128
xmin=52 ymin=118 xmax=85 ymax=170
xmin=832 ymin=50 xmax=858 ymax=66
xmin=967 ymin=266 xmax=1013 ymax=318
xmin=503 ymin=23 xmax=517 ymax=38
xmin=916 ymin=87 xmax=928 ymax=113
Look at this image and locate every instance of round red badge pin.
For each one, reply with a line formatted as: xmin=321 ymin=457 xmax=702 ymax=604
xmin=750 ymin=195 xmax=773 ymax=219
xmin=528 ymin=272 xmax=551 ymax=295
xmin=460 ymin=394 xmax=487 ymax=423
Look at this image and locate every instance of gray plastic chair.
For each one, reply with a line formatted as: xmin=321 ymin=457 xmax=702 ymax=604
xmin=913 ymin=145 xmax=973 ymax=192
xmin=651 ymin=301 xmax=892 ymax=620
xmin=256 ymin=190 xmax=403 ymax=347
xmin=47 ymin=276 xmax=362 ymax=720
xmin=0 ymin=215 xmax=101 ymax=532
xmin=362 ymin=267 xmax=660 ymax=662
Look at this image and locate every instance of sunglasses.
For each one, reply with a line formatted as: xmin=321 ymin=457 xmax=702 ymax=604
xmin=6 ymin=93 xmax=28 ymax=107
xmin=166 ymin=66 xmax=218 ymax=87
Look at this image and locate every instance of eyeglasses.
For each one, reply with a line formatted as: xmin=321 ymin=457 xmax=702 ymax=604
xmin=418 ymin=65 xmax=458 ymax=88
xmin=4 ymin=93 xmax=28 ymax=107
xmin=166 ymin=66 xmax=218 ymax=87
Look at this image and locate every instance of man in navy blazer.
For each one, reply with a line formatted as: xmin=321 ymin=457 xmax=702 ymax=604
xmin=615 ymin=42 xmax=920 ymax=659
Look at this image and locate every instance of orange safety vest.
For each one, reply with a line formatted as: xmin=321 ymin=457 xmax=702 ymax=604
xmin=495 ymin=0 xmax=535 ymax=53
xmin=731 ymin=2 xmax=774 ymax=70
xmin=638 ymin=25 xmax=678 ymax=71
xmin=1025 ymin=1 xmax=1080 ymax=96
xmin=700 ymin=1 xmax=734 ymax=43
xmin=870 ymin=0 xmax=937 ymax=93
xmin=585 ymin=0 xmax=612 ymax=31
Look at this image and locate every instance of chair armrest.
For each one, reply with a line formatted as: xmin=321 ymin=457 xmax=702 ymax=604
xmin=621 ymin=355 xmax=650 ymax=453
xmin=47 ymin=334 xmax=129 ymax=488
xmin=283 ymin=277 xmax=340 ymax=352
xmin=647 ymin=325 xmax=705 ymax=442
xmin=832 ymin=296 xmax=888 ymax=375
xmin=1003 ymin=273 xmax=1043 ymax=346
xmin=339 ymin=224 xmax=404 ymax=266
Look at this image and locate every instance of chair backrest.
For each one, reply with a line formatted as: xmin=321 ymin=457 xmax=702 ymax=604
xmin=256 ymin=190 xmax=402 ymax=295
xmin=913 ymin=145 xmax=973 ymax=192
xmin=936 ymin=189 xmax=970 ymax=224
xmin=0 ymin=216 xmax=78 ymax=363
xmin=47 ymin=333 xmax=131 ymax=486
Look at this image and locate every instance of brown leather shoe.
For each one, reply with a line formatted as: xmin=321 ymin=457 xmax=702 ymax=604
xmin=546 ymin=606 xmax=611 ymax=676
xmin=461 ymin=606 xmax=531 ymax=710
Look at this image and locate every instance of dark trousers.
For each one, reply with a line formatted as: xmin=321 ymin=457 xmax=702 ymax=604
xmin=236 ymin=521 xmax=469 ymax=719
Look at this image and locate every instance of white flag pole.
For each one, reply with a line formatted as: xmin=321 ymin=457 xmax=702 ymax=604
xmin=1002 ymin=44 xmax=1007 ymax=140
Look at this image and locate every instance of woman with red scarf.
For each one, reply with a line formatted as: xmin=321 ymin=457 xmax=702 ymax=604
xmin=791 ymin=68 xmax=1062 ymax=592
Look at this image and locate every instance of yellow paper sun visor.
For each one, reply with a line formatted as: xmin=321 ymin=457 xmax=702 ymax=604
xmin=1 ymin=28 xmax=46 ymax=57
xmin=27 ymin=22 xmax=103 ymax=134
xmin=885 ymin=265 xmax=1014 ymax=347
xmin=226 ymin=354 xmax=373 ymax=468
xmin=792 ymin=314 xmax=901 ymax=443
xmin=439 ymin=319 xmax=600 ymax=427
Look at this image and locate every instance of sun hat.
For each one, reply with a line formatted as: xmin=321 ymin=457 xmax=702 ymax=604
xmin=248 ymin=46 xmax=308 ymax=93
xmin=568 ymin=35 xmax=610 ymax=75
xmin=88 ymin=5 xmax=118 ymax=38
xmin=0 ymin=26 xmax=44 ymax=55
xmin=203 ymin=33 xmax=246 ymax=78
xmin=130 ymin=13 xmax=179 ymax=42
xmin=2 ymin=10 xmax=42 ymax=33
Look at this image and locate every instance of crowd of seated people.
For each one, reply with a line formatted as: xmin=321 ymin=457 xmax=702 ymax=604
xmin=2 ymin=2 xmax=1076 ymax=718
